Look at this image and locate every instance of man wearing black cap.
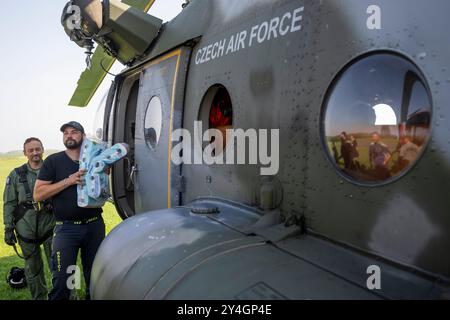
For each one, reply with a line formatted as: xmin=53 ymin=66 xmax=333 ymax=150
xmin=34 ymin=121 xmax=105 ymax=300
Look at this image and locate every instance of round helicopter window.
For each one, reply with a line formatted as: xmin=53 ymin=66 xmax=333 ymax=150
xmin=322 ymin=52 xmax=432 ymax=185
xmin=198 ymin=85 xmax=233 ymax=155
xmin=144 ymin=96 xmax=162 ymax=150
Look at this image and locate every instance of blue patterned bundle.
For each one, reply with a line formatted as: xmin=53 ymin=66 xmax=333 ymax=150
xmin=78 ymin=138 xmax=129 ymax=208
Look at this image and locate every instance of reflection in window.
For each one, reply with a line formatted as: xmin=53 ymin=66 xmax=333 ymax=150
xmin=372 ymin=104 xmax=397 ymax=125
xmin=92 ymin=92 xmax=108 ymax=142
xmin=144 ymin=96 xmax=162 ymax=149
xmin=322 ymin=53 xmax=432 ymax=184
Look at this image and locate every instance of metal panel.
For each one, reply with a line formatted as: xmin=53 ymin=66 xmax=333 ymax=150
xmin=92 ymin=199 xmax=448 ymax=299
xmin=90 ymin=205 xmax=258 ymax=299
xmin=180 ymin=0 xmax=450 ymax=279
xmin=298 ymin=0 xmax=450 ymax=277
xmin=134 ymin=47 xmax=191 ymax=212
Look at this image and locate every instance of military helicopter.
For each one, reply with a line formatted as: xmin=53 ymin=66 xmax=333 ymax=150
xmin=61 ymin=0 xmax=450 ymax=299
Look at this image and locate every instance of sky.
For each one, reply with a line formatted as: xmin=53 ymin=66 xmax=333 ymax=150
xmin=0 ymin=0 xmax=184 ymax=153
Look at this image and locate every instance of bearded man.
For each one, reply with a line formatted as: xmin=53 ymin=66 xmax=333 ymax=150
xmin=34 ymin=121 xmax=105 ymax=300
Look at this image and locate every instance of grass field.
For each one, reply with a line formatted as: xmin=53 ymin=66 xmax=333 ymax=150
xmin=0 ymin=156 xmax=122 ymax=300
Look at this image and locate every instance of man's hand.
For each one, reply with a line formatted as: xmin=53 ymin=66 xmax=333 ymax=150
xmin=4 ymin=228 xmax=17 ymax=246
xmin=104 ymin=166 xmax=111 ymax=176
xmin=67 ymin=169 xmax=86 ymax=186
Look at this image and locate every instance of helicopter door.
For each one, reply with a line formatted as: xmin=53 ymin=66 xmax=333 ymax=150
xmin=111 ymin=72 xmax=140 ymax=219
xmin=134 ymin=47 xmax=191 ymax=213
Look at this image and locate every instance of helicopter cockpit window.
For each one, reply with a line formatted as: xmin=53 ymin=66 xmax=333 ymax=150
xmin=322 ymin=52 xmax=432 ymax=185
xmin=91 ymin=91 xmax=108 ymax=142
xmin=199 ymin=85 xmax=233 ymax=153
xmin=144 ymin=96 xmax=163 ymax=150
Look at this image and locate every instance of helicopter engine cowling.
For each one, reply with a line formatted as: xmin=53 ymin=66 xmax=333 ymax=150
xmin=90 ymin=199 xmax=384 ymax=300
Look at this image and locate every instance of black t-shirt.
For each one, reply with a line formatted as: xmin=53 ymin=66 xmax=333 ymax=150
xmin=38 ymin=151 xmax=102 ymax=221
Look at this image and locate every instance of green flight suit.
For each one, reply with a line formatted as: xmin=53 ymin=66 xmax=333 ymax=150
xmin=3 ymin=163 xmax=55 ymax=300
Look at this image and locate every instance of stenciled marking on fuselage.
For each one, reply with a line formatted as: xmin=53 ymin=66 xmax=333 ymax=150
xmin=195 ymin=6 xmax=304 ymax=65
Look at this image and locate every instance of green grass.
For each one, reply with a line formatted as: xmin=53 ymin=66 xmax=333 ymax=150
xmin=0 ymin=156 xmax=122 ymax=300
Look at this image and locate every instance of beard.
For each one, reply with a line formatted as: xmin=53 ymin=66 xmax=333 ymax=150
xmin=64 ymin=138 xmax=82 ymax=149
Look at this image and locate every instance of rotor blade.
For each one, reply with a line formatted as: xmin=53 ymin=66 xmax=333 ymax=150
xmin=68 ymin=0 xmax=156 ymax=107
xmin=122 ymin=0 xmax=156 ymax=12
xmin=69 ymin=47 xmax=116 ymax=107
